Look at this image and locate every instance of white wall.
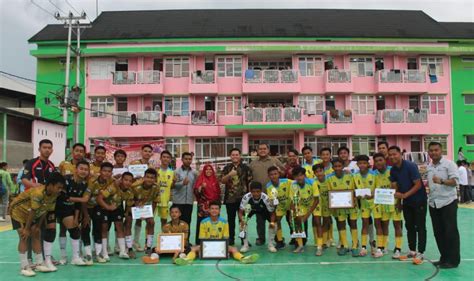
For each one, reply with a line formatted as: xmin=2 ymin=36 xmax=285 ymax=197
xmin=32 ymin=120 xmax=67 ymax=166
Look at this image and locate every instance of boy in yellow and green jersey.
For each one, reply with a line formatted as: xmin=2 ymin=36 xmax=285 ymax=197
xmin=90 ymin=146 xmax=107 ymax=178
xmin=353 ymin=155 xmax=377 ymax=257
xmin=289 ymin=166 xmax=320 ymax=254
xmin=312 ymin=164 xmax=331 ymax=256
xmin=266 ymin=166 xmax=292 ymax=249
xmin=156 ymin=150 xmax=175 ymax=228
xmin=319 ymin=147 xmax=335 ymax=247
xmin=175 ymin=201 xmax=259 ymax=266
xmin=372 ymin=153 xmax=403 ymax=259
xmin=301 ymin=146 xmax=322 ymax=179
xmin=327 ymin=158 xmax=359 ymax=257
xmin=59 ymin=143 xmax=86 ymax=176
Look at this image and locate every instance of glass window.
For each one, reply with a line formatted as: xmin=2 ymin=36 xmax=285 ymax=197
xmin=117 ymin=97 xmax=128 ymax=112
xmin=249 ymin=139 xmax=293 ymax=156
xmin=424 ymin=136 xmax=448 ymax=155
xmin=165 ymin=138 xmax=189 ymax=158
xmin=90 ymin=97 xmax=114 ymax=117
xmin=195 ymin=138 xmax=242 ymax=159
xmin=421 ymin=95 xmax=446 ymax=114
xmin=466 ymin=135 xmax=474 ymax=145
xmin=217 ymin=57 xmax=242 ymax=77
xmin=350 ymin=57 xmax=374 ymax=77
xmin=420 ymin=57 xmax=444 ymax=76
xmin=164 ymin=57 xmax=189 ymax=78
xmin=217 ymin=96 xmax=242 ymax=116
xmin=304 ymin=137 xmax=348 ymax=157
xmin=298 ymin=57 xmax=323 ymax=76
xmin=298 ymin=95 xmax=324 ymax=115
xmin=351 ymin=95 xmax=376 ymax=115
xmin=410 ymin=137 xmax=422 ymax=152
xmin=352 ymin=136 xmax=376 ymax=156
xmin=88 ymin=59 xmax=115 ymax=79
xmin=464 ymin=95 xmax=474 ymax=105
xmin=164 ymin=97 xmax=189 ymax=116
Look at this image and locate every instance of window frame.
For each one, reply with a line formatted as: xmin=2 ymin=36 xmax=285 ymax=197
xmin=164 ymin=57 xmax=190 ymax=78
xmin=420 ymin=57 xmax=444 ymax=76
xmin=164 ymin=96 xmax=190 ymax=116
xmin=424 ymin=136 xmax=448 ymax=155
xmin=90 ymin=97 xmax=114 ymax=117
xmin=298 ymin=95 xmax=325 ymax=115
xmin=217 ymin=56 xmax=242 ymax=77
xmin=217 ymin=96 xmax=242 ymax=116
xmin=351 ymin=136 xmax=377 ymax=156
xmin=298 ymin=56 xmax=323 ymax=76
xmin=304 ymin=137 xmax=349 ymax=157
xmin=349 ymin=57 xmax=374 ymax=77
xmin=351 ymin=95 xmax=376 ymax=115
xmin=194 ymin=138 xmax=243 ymax=159
xmin=165 ymin=138 xmax=189 ymax=158
xmin=421 ymin=95 xmax=446 ymax=115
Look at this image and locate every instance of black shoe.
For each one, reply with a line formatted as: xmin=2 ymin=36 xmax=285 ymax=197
xmin=439 ymin=263 xmax=458 ymax=269
xmin=256 ymin=239 xmax=265 ymax=246
xmin=432 ymin=260 xmax=443 ymax=267
xmin=229 ymin=240 xmax=235 ymax=246
xmin=276 ymin=241 xmax=286 ymax=249
xmin=289 ymin=238 xmax=296 ymax=245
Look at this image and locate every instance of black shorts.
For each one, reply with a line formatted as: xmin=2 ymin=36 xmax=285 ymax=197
xmin=102 ymin=207 xmax=124 ymax=223
xmin=12 ymin=211 xmax=56 ymax=230
xmin=88 ymin=206 xmax=104 ymax=222
xmin=55 ymin=202 xmax=76 ymax=222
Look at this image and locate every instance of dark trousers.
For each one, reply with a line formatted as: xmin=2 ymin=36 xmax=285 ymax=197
xmin=225 ymin=202 xmax=240 ymax=244
xmin=195 ymin=215 xmax=208 ymax=245
xmin=460 ymin=185 xmax=472 ymax=203
xmin=251 ymin=211 xmax=271 ymax=242
xmin=429 ymin=200 xmax=460 ymax=266
xmin=173 ymin=204 xmax=193 ymax=242
xmin=403 ymin=202 xmax=427 ymax=253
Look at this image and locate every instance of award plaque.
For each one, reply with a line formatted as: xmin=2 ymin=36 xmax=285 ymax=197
xmin=329 ymin=190 xmax=354 ymax=209
xmin=200 ymin=239 xmax=228 ymax=260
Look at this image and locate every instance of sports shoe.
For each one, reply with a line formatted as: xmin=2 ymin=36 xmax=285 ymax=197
xmin=293 ymin=246 xmax=305 ymax=253
xmin=0 ymin=217 xmax=6 ymax=222
xmin=133 ymin=242 xmax=144 ymax=252
xmin=360 ymin=247 xmax=368 ymax=257
xmin=104 ymin=255 xmax=110 ymax=262
xmin=412 ymin=253 xmax=424 ymax=265
xmin=373 ymin=248 xmax=384 ymax=258
xmin=83 ymin=255 xmax=93 ymax=265
xmin=240 ymin=245 xmax=250 ymax=253
xmin=44 ymin=260 xmax=57 ymax=272
xmin=241 ymin=254 xmax=259 ymax=264
xmin=351 ymin=249 xmax=360 ymax=257
xmin=399 ymin=250 xmax=416 ymax=261
xmin=330 ymin=239 xmax=336 ymax=247
xmin=268 ymin=244 xmax=277 ymax=253
xmin=119 ymin=252 xmax=130 ymax=259
xmin=59 ymin=256 xmax=67 ymax=265
xmin=315 ymin=247 xmax=323 ymax=256
xmin=276 ymin=241 xmax=286 ymax=249
xmin=128 ymin=249 xmax=136 ymax=259
xmin=383 ymin=248 xmax=389 ymax=254
xmin=96 ymin=254 xmax=107 ymax=263
xmin=175 ymin=257 xmax=192 ymax=266
xmin=337 ymin=247 xmax=347 ymax=256
xmin=115 ymin=244 xmax=120 ymax=255
xmin=71 ymin=257 xmax=86 ymax=266
xmin=289 ymin=238 xmax=296 ymax=245
xmin=35 ymin=263 xmax=52 ymax=273
xmin=20 ymin=266 xmax=36 ymax=277
xmin=336 ymin=240 xmax=341 ymax=249
xmin=392 ymin=249 xmax=401 ymax=259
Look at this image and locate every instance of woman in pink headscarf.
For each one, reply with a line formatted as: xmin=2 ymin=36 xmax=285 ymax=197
xmin=194 ymin=164 xmax=221 ymax=244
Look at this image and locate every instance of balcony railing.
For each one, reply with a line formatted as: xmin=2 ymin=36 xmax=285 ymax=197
xmin=284 ymin=107 xmax=302 ymax=122
xmin=328 ymin=110 xmax=352 ymax=123
xmin=191 ymin=71 xmax=215 ymax=84
xmin=244 ymin=69 xmax=298 ymax=83
xmin=191 ymin=110 xmax=216 ymax=124
xmin=406 ymin=109 xmax=428 ymax=123
xmin=377 ymin=70 xmax=426 ymax=83
xmin=245 ymin=108 xmax=264 ymax=122
xmin=327 ymin=70 xmax=351 ymax=83
xmin=112 ymin=71 xmax=161 ymax=84
xmin=376 ymin=109 xmax=428 ymax=123
xmin=113 ymin=71 xmax=137 ymax=84
xmin=112 ymin=111 xmax=161 ymax=125
xmin=137 ymin=71 xmax=160 ymax=84
xmin=244 ymin=107 xmax=302 ymax=122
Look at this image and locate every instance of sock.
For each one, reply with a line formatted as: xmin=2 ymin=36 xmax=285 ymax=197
xmin=338 ymin=230 xmax=347 ymax=248
xmin=146 ymin=235 xmax=154 ymax=248
xmin=232 ymin=252 xmax=244 ymax=261
xmin=313 ymin=227 xmax=318 ymax=246
xmin=317 ymin=237 xmax=323 ymax=248
xmin=383 ymin=235 xmax=388 ymax=249
xmin=395 ymin=236 xmax=402 ymax=249
xmin=243 ymin=237 xmax=249 ymax=247
xmin=95 ymin=243 xmax=102 ymax=257
xmin=118 ymin=238 xmax=126 ymax=254
xmin=115 ymin=237 xmax=119 ymax=250
xmin=186 ymin=251 xmax=196 ymax=261
xmin=276 ymin=229 xmax=283 ymax=242
xmin=102 ymin=238 xmax=109 ymax=257
xmin=125 ymin=236 xmax=133 ymax=249
xmin=71 ymin=239 xmax=80 ymax=259
xmin=322 ymin=231 xmax=328 ymax=245
xmin=43 ymin=241 xmax=53 ymax=263
xmin=368 ymin=223 xmax=375 ymax=242
xmin=84 ymin=245 xmax=92 ymax=256
xmin=296 ymin=238 xmax=303 ymax=247
xmin=377 ymin=236 xmax=384 ymax=249
xmin=60 ymin=236 xmax=67 ymax=258
xmin=133 ymin=224 xmax=141 ymax=243
xmin=19 ymin=253 xmax=29 ymax=268
xmin=34 ymin=253 xmax=44 ymax=265
xmin=361 ymin=233 xmax=368 ymax=248
xmin=329 ymin=223 xmax=334 ymax=240
xmin=351 ymin=229 xmax=358 ymax=249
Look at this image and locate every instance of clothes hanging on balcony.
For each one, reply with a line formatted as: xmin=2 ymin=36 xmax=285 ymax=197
xmin=130 ymin=113 xmax=138 ymax=126
xmin=429 ymin=74 xmax=438 ymax=83
xmin=245 ymin=69 xmax=255 ymax=80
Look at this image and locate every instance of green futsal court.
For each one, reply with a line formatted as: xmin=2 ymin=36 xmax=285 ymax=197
xmin=0 ymin=206 xmax=472 ymax=281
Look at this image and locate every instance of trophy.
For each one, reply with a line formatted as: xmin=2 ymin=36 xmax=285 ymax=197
xmin=239 ymin=204 xmax=252 ymax=239
xmin=270 ymin=188 xmax=279 ymax=206
xmin=290 ymin=185 xmax=306 ymax=239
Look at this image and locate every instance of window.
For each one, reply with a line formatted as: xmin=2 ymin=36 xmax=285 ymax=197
xmin=409 ymin=96 xmax=420 ymax=109
xmin=352 ymin=136 xmax=376 ymax=156
xmin=90 ymin=97 xmax=114 ymax=117
xmin=304 ymin=137 xmax=348 ymax=157
xmin=350 ymin=57 xmax=374 ymax=77
xmin=88 ymin=59 xmax=115 ymax=79
xmin=217 ymin=96 xmax=242 ymax=116
xmin=164 ymin=57 xmax=189 ymax=78
xmin=376 ymin=96 xmax=385 ymax=110
xmin=424 ymin=136 xmax=447 ymax=155
xmin=164 ymin=97 xmax=189 ymax=116
xmin=195 ymin=138 xmax=242 ymax=159
xmin=466 ymin=135 xmax=474 ymax=145
xmin=165 ymin=138 xmax=189 ymax=158
xmin=421 ymin=95 xmax=446 ymax=114
xmin=115 ymin=59 xmax=128 ymax=71
xmin=298 ymin=95 xmax=324 ymax=115
xmin=249 ymin=139 xmax=293 ymax=156
xmin=325 ymin=95 xmax=335 ymax=110
xmin=217 ymin=57 xmax=242 ymax=77
xmin=410 ymin=137 xmax=422 ymax=152
xmin=420 ymin=57 xmax=443 ymax=76
xmin=464 ymin=95 xmax=474 ymax=105
xmin=153 ymin=59 xmax=163 ymax=71
xmin=248 ymin=60 xmax=291 ymax=70
xmin=351 ymin=95 xmax=376 ymax=115
xmin=298 ymin=57 xmax=323 ymax=76
xmin=152 ymin=97 xmax=162 ymax=112
xmin=407 ymin=58 xmax=418 ymax=70
xmin=117 ymin=97 xmax=128 ymax=112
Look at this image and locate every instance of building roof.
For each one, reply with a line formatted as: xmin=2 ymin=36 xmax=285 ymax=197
xmin=439 ymin=22 xmax=474 ymax=39
xmin=29 ymin=9 xmax=474 ymax=42
xmin=0 ymin=74 xmax=36 ymax=96
xmin=0 ymin=106 xmax=68 ymax=126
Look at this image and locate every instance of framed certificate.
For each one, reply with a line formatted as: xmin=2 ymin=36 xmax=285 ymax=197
xmin=157 ymin=233 xmax=185 ymax=253
xmin=131 ymin=205 xmax=154 ymax=219
xmin=128 ymin=164 xmax=148 ymax=178
xmin=374 ymin=188 xmax=395 ymax=205
xmin=329 ymin=190 xmax=354 ymax=209
xmin=200 ymin=239 xmax=228 ymax=260
xmin=112 ymin=167 xmax=128 ymax=176
xmin=355 ymin=188 xmax=371 ymax=198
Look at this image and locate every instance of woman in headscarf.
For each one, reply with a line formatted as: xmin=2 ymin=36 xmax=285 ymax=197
xmin=194 ymin=164 xmax=221 ymax=244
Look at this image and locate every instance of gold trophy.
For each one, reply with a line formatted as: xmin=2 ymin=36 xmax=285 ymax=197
xmin=290 ymin=185 xmax=306 ymax=239
xmin=239 ymin=203 xmax=252 ymax=239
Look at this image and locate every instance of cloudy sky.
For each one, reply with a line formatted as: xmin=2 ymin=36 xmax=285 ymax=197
xmin=1 ymin=0 xmax=473 ymax=84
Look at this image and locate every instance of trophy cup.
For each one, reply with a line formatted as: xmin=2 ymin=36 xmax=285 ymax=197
xmin=239 ymin=204 xmax=252 ymax=239
xmin=270 ymin=188 xmax=279 ymax=207
xmin=290 ymin=185 xmax=306 ymax=239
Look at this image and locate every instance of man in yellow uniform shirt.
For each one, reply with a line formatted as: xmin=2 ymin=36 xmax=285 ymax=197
xmin=301 ymin=146 xmax=322 ymax=179
xmin=90 ymin=146 xmax=107 ymax=177
xmin=129 ymin=144 xmax=156 ymax=168
xmin=59 ymin=143 xmax=86 ymax=176
xmin=312 ymin=164 xmax=331 ymax=256
xmin=156 ymin=150 xmax=175 ymax=228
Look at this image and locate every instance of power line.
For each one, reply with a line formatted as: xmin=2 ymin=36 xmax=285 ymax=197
xmin=30 ymin=0 xmax=55 ymax=16
xmin=0 ymin=71 xmax=65 ymax=86
xmin=64 ymin=0 xmax=79 ymax=14
xmin=47 ymin=0 xmax=66 ymax=14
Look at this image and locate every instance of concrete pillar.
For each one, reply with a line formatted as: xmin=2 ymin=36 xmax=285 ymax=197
xmin=297 ymin=130 xmax=305 ymax=151
xmin=242 ymin=131 xmax=249 ymax=154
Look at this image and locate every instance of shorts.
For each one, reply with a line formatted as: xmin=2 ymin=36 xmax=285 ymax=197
xmin=55 ymin=202 xmax=76 ymax=222
xmin=88 ymin=206 xmax=104 ymax=222
xmin=373 ymin=205 xmax=402 ymax=221
xmin=275 ymin=206 xmax=289 ymax=217
xmin=12 ymin=211 xmax=56 ymax=230
xmin=157 ymin=206 xmax=168 ymax=220
xmin=335 ymin=209 xmax=359 ymax=221
xmin=102 ymin=207 xmax=124 ymax=223
xmin=313 ymin=202 xmax=330 ymax=217
xmin=360 ymin=201 xmax=375 ymax=219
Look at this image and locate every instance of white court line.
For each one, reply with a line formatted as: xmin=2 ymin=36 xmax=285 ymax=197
xmin=0 ymin=259 xmax=473 ymax=266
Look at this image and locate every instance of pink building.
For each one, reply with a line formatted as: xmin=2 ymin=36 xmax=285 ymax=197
xmin=30 ymin=9 xmax=461 ymax=160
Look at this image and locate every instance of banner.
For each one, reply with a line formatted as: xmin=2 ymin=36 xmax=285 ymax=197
xmin=94 ymin=139 xmax=166 ymax=167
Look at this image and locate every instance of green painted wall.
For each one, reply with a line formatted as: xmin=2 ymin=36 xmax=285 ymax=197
xmin=451 ymin=56 xmax=474 ymax=161
xmin=35 ymin=56 xmax=86 ymax=146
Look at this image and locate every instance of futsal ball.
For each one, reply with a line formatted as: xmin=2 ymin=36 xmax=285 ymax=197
xmin=151 ymin=253 xmax=159 ymax=260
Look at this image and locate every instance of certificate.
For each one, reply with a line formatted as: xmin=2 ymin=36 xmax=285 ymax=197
xmin=329 ymin=190 xmax=354 ymax=209
xmin=200 ymin=239 xmax=228 ymax=260
xmin=131 ymin=205 xmax=154 ymax=219
xmin=113 ymin=167 xmax=128 ymax=176
xmin=157 ymin=233 xmax=184 ymax=253
xmin=355 ymin=188 xmax=371 ymax=198
xmin=374 ymin=188 xmax=395 ymax=205
xmin=128 ymin=164 xmax=148 ymax=178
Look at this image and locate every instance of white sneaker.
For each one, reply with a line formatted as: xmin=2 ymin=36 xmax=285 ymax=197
xmin=71 ymin=257 xmax=86 ymax=266
xmin=240 ymin=245 xmax=250 ymax=253
xmin=119 ymin=252 xmax=130 ymax=259
xmin=83 ymin=255 xmax=94 ymax=265
xmin=59 ymin=256 xmax=67 ymax=265
xmin=21 ymin=266 xmax=36 ymax=277
xmin=133 ymin=242 xmax=144 ymax=252
xmin=96 ymin=255 xmax=107 ymax=263
xmin=0 ymin=217 xmax=6 ymax=222
xmin=293 ymin=246 xmax=305 ymax=253
xmin=336 ymin=240 xmax=341 ymax=249
xmin=268 ymin=244 xmax=277 ymax=253
xmin=35 ymin=263 xmax=52 ymax=273
xmin=103 ymin=255 xmax=110 ymax=262
xmin=115 ymin=244 xmax=121 ymax=255
xmin=373 ymin=248 xmax=384 ymax=258
xmin=392 ymin=249 xmax=401 ymax=259
xmin=44 ymin=260 xmax=57 ymax=272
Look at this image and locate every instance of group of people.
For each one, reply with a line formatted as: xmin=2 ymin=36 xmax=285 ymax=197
xmin=5 ymin=138 xmax=462 ymax=277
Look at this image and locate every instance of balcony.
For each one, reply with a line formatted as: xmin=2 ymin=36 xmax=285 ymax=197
xmin=375 ymin=109 xmax=431 ymax=135
xmin=324 ymin=70 xmax=354 ymax=93
xmin=244 ymin=107 xmax=302 ymax=123
xmin=325 ymin=110 xmax=356 ymax=135
xmin=109 ymin=111 xmax=163 ymax=137
xmin=375 ymin=70 xmax=428 ymax=93
xmin=110 ymin=71 xmax=163 ymax=95
xmin=188 ymin=71 xmax=218 ymax=94
xmin=242 ymin=70 xmax=300 ymax=93
xmin=190 ymin=110 xmax=216 ymax=125
xmin=188 ymin=110 xmax=218 ymax=136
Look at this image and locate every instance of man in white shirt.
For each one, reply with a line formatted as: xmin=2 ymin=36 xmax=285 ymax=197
xmin=457 ymin=160 xmax=471 ymax=204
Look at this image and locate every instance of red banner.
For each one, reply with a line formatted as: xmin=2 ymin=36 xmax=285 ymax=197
xmin=94 ymin=139 xmax=166 ymax=166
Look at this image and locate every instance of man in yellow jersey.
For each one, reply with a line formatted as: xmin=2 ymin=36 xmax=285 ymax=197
xmin=266 ymin=166 xmax=292 ymax=250
xmin=90 ymin=146 xmax=107 ymax=177
xmin=133 ymin=168 xmax=161 ymax=255
xmin=327 ymin=158 xmax=359 ymax=257
xmin=373 ymin=153 xmax=403 ymax=259
xmin=175 ymin=201 xmax=259 ymax=265
xmin=10 ymin=172 xmax=65 ymax=277
xmin=301 ymin=146 xmax=321 ymax=179
xmin=353 ymin=155 xmax=376 ymax=257
xmin=289 ymin=166 xmax=319 ymax=254
xmin=319 ymin=147 xmax=335 ymax=247
xmin=129 ymin=144 xmax=155 ymax=168
xmin=156 ymin=150 xmax=175 ymax=228
xmin=312 ymin=164 xmax=331 ymax=256
xmin=59 ymin=143 xmax=86 ymax=176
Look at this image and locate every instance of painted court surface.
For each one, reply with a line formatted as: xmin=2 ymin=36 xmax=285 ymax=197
xmin=0 ymin=206 xmax=472 ymax=281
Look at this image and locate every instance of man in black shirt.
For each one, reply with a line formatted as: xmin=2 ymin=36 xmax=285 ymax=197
xmin=21 ymin=139 xmax=56 ymax=190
